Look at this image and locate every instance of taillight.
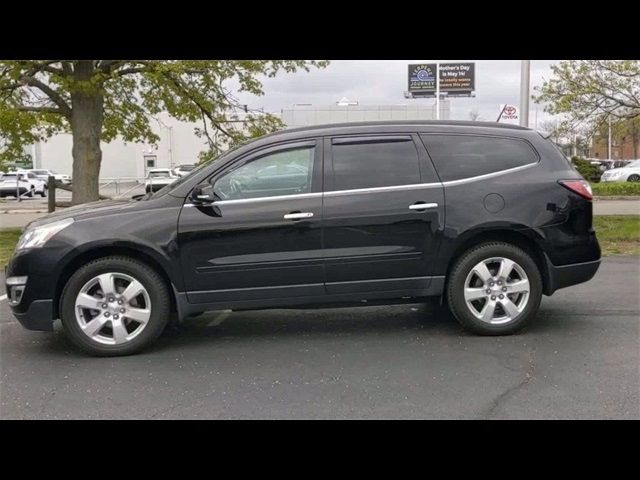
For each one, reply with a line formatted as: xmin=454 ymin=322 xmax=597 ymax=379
xmin=559 ymin=180 xmax=593 ymax=200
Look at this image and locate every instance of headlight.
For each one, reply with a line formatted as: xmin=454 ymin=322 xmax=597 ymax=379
xmin=16 ymin=218 xmax=74 ymax=250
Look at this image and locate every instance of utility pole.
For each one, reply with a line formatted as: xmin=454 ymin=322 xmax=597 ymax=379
xmin=519 ymin=60 xmax=530 ymax=127
xmin=435 ymin=63 xmax=440 ymax=120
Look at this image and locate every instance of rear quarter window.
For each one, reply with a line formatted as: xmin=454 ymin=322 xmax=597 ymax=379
xmin=420 ymin=134 xmax=539 ymax=182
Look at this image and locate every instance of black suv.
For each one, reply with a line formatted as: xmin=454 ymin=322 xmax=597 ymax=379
xmin=6 ymin=121 xmax=600 ymax=356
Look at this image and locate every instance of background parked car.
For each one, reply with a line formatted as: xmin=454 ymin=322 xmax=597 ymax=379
xmin=0 ymin=171 xmax=47 ymax=198
xmin=172 ymin=164 xmax=196 ymax=177
xmin=600 ymin=159 xmax=640 ymax=182
xmin=28 ymin=169 xmax=72 ymax=185
xmin=145 ymin=168 xmax=178 ymax=193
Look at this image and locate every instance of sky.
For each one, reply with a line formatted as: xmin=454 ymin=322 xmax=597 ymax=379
xmin=233 ymin=60 xmax=559 ymax=129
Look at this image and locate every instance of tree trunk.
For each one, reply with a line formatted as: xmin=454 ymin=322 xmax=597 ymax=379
xmin=70 ymin=61 xmax=104 ymax=205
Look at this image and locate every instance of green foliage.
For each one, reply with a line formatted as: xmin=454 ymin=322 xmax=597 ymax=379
xmin=591 ymin=182 xmax=640 ymax=196
xmin=593 ymin=216 xmax=640 ymax=256
xmin=571 ymin=156 xmax=601 ymax=182
xmin=0 ymin=60 xmax=329 ymax=170
xmin=533 ymin=60 xmax=640 ymax=136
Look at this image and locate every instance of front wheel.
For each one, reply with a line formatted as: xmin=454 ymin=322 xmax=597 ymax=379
xmin=446 ymin=242 xmax=542 ymax=335
xmin=40 ymin=187 xmax=47 ymax=197
xmin=628 ymin=174 xmax=640 ymax=182
xmin=60 ymin=256 xmax=171 ymax=356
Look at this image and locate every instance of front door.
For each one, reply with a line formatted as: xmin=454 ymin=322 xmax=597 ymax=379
xmin=178 ymin=140 xmax=324 ymax=305
xmin=322 ymin=134 xmax=445 ymax=295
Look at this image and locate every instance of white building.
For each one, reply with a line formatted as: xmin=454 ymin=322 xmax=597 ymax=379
xmin=29 ymin=99 xmax=450 ymax=179
xmin=281 ymin=100 xmax=450 ymax=128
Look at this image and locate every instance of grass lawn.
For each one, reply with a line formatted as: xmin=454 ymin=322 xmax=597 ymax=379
xmin=1 ymin=228 xmax=22 ymax=265
xmin=593 ymin=215 xmax=640 ymax=256
xmin=1 ymin=216 xmax=638 ymax=266
xmin=591 ymin=182 xmax=640 ymax=196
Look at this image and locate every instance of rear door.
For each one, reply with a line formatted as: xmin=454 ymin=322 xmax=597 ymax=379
xmin=322 ymin=134 xmax=445 ymax=295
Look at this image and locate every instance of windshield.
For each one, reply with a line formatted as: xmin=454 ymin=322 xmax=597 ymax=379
xmin=179 ymin=165 xmax=195 ymax=171
xmin=149 ymin=171 xmax=171 ymax=178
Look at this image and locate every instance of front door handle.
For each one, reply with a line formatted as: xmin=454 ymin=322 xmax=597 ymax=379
xmin=284 ymin=212 xmax=314 ymax=220
xmin=409 ymin=202 xmax=438 ymax=211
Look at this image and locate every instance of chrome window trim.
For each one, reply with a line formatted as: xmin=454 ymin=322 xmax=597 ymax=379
xmin=440 ymin=162 xmax=537 ymax=186
xmin=183 ymin=163 xmax=537 ymax=207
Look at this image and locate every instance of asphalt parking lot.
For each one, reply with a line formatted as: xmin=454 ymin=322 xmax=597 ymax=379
xmin=0 ymin=256 xmax=638 ymax=419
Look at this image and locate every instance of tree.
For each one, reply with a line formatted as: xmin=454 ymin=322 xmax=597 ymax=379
xmin=468 ymin=109 xmax=482 ymax=121
xmin=533 ymin=60 xmax=640 ymax=135
xmin=0 ymin=60 xmax=328 ymax=204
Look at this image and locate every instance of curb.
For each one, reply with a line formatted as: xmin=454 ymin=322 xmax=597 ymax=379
xmin=1 ymin=210 xmax=49 ymax=214
xmin=593 ymin=196 xmax=640 ymax=201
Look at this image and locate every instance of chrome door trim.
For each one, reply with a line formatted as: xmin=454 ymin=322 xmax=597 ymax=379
xmin=409 ymin=203 xmax=438 ymax=210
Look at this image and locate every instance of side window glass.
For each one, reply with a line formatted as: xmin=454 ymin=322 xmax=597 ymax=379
xmin=213 ymin=147 xmax=314 ymax=200
xmin=331 ymin=138 xmax=421 ymax=191
xmin=420 ymin=134 xmax=539 ymax=182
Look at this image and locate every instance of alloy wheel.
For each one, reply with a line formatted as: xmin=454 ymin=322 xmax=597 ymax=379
xmin=74 ymin=272 xmax=152 ymax=345
xmin=463 ymin=257 xmax=530 ymax=325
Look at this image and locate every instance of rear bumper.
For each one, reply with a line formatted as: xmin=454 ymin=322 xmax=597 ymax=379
xmin=544 ymin=257 xmax=600 ymax=295
xmin=11 ymin=299 xmax=55 ymax=331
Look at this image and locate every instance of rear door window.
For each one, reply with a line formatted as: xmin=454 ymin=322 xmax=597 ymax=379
xmin=420 ymin=134 xmax=539 ymax=182
xmin=330 ymin=136 xmax=421 ymax=191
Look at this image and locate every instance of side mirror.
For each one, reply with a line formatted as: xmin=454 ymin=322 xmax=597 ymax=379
xmin=191 ymin=184 xmax=216 ymax=204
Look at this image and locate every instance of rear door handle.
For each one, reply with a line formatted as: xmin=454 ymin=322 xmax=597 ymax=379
xmin=409 ymin=202 xmax=438 ymax=211
xmin=284 ymin=212 xmax=314 ymax=220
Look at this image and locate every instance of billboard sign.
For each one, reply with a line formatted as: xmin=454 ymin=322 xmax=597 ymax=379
xmin=438 ymin=63 xmax=475 ymax=94
xmin=497 ymin=104 xmax=520 ymax=124
xmin=408 ymin=62 xmax=475 ymax=97
xmin=408 ymin=64 xmax=437 ymax=95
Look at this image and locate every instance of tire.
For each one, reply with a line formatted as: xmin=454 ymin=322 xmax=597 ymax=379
xmin=59 ymin=256 xmax=171 ymax=356
xmin=40 ymin=187 xmax=47 ymax=197
xmin=628 ymin=174 xmax=640 ymax=182
xmin=27 ymin=186 xmax=34 ymax=198
xmin=446 ymin=242 xmax=542 ymax=335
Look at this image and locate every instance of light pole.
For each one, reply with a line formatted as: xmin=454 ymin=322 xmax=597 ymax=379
xmin=436 ymin=63 xmax=440 ymax=120
xmin=519 ymin=60 xmax=530 ymax=127
xmin=608 ymin=115 xmax=612 ymax=160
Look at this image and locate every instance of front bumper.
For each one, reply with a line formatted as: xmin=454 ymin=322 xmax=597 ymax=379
xmin=11 ymin=299 xmax=55 ymax=331
xmin=544 ymin=257 xmax=600 ymax=295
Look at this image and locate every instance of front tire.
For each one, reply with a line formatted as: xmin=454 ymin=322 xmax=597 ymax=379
xmin=628 ymin=174 xmax=640 ymax=182
xmin=446 ymin=242 xmax=542 ymax=335
xmin=60 ymin=256 xmax=171 ymax=356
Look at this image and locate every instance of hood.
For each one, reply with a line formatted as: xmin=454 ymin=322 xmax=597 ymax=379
xmin=27 ymin=198 xmax=140 ymax=229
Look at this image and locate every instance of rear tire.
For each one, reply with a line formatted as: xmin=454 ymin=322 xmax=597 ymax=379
xmin=446 ymin=242 xmax=542 ymax=335
xmin=60 ymin=256 xmax=171 ymax=356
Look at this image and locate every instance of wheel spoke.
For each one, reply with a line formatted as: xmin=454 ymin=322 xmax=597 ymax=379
xmin=112 ymin=319 xmax=129 ymax=344
xmin=76 ymin=293 xmax=101 ymax=310
xmin=82 ymin=316 xmax=108 ymax=337
xmin=96 ymin=273 xmax=115 ymax=297
xmin=464 ymin=287 xmax=486 ymax=301
xmin=507 ymin=279 xmax=530 ymax=294
xmin=121 ymin=279 xmax=145 ymax=303
xmin=481 ymin=300 xmax=496 ymax=322
xmin=125 ymin=307 xmax=151 ymax=325
xmin=473 ymin=262 xmax=493 ymax=283
xmin=497 ymin=258 xmax=516 ymax=280
xmin=500 ymin=298 xmax=520 ymax=318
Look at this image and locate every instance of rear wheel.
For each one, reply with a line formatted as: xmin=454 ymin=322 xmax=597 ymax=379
xmin=446 ymin=242 xmax=542 ymax=335
xmin=60 ymin=256 xmax=171 ymax=356
xmin=628 ymin=174 xmax=640 ymax=182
